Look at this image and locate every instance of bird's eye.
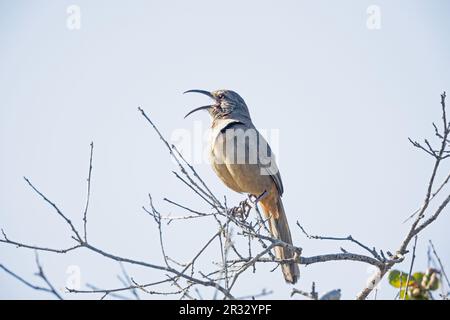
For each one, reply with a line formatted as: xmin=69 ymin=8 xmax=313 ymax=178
xmin=218 ymin=93 xmax=224 ymax=99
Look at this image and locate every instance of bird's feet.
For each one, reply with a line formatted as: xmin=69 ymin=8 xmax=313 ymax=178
xmin=229 ymin=199 xmax=252 ymax=221
xmin=228 ymin=190 xmax=267 ymax=221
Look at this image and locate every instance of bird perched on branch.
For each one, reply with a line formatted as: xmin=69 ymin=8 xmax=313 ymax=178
xmin=184 ymin=89 xmax=300 ymax=284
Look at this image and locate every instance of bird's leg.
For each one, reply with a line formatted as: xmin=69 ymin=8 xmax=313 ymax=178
xmin=249 ymin=190 xmax=268 ymax=204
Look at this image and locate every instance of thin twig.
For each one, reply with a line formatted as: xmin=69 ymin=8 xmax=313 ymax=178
xmin=429 ymin=240 xmax=450 ymax=288
xmin=82 ymin=142 xmax=94 ymax=242
xmin=403 ymin=236 xmax=418 ymax=299
xmin=23 ymin=177 xmax=82 ymax=242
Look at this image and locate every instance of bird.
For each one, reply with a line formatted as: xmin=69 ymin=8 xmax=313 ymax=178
xmin=184 ymin=89 xmax=300 ymax=284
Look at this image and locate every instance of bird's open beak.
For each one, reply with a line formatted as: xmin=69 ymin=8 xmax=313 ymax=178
xmin=184 ymin=105 xmax=213 ymax=118
xmin=183 ymin=89 xmax=215 ymax=118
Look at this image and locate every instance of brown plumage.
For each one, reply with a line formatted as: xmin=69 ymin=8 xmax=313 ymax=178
xmin=184 ymin=89 xmax=300 ymax=284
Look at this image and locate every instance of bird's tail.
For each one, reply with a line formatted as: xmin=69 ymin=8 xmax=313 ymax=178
xmin=260 ymin=194 xmax=300 ymax=284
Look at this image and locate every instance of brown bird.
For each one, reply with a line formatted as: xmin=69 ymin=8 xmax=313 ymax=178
xmin=184 ymin=89 xmax=300 ymax=284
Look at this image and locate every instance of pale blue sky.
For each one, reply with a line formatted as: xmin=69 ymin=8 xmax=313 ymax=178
xmin=1 ymin=0 xmax=450 ymax=299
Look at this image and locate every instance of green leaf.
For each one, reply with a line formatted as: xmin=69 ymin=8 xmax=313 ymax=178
xmin=389 ymin=270 xmax=402 ymax=288
xmin=413 ymin=272 xmax=424 ymax=284
xmin=389 ymin=270 xmax=415 ymax=288
xmin=399 ymin=289 xmax=410 ymax=300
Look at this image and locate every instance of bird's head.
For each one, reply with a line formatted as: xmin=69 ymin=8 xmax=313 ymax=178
xmin=184 ymin=89 xmax=251 ymax=122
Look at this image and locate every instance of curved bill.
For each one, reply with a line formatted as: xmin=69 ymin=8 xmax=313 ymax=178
xmin=183 ymin=89 xmax=214 ymax=99
xmin=184 ymin=105 xmax=213 ymax=118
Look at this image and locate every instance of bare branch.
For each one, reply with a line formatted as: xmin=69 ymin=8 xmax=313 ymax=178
xmin=138 ymin=107 xmax=223 ymax=209
xmin=296 ymin=221 xmax=382 ymax=260
xmin=23 ymin=177 xmax=82 ymax=242
xmin=0 ymin=253 xmax=62 ymax=300
xmin=83 ymin=142 xmax=94 ymax=242
xmin=0 ymin=264 xmax=54 ymax=296
xmin=85 ymin=283 xmax=132 ymax=300
xmin=403 ymin=236 xmax=418 ymax=299
xmin=357 ymin=91 xmax=450 ymax=299
xmin=1 ymin=230 xmax=82 ymax=253
xmin=429 ymin=240 xmax=450 ymax=289
xmin=33 ymin=252 xmax=63 ymax=300
xmin=117 ymin=262 xmax=140 ymax=300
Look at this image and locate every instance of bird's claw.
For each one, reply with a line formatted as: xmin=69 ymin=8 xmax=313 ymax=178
xmin=229 ymin=199 xmax=252 ymax=221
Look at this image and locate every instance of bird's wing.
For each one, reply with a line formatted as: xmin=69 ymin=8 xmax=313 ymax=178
xmin=231 ymin=122 xmax=284 ymax=196
xmin=256 ymin=131 xmax=284 ymax=196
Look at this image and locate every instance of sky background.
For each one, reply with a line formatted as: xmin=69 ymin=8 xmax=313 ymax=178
xmin=1 ymin=0 xmax=450 ymax=300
